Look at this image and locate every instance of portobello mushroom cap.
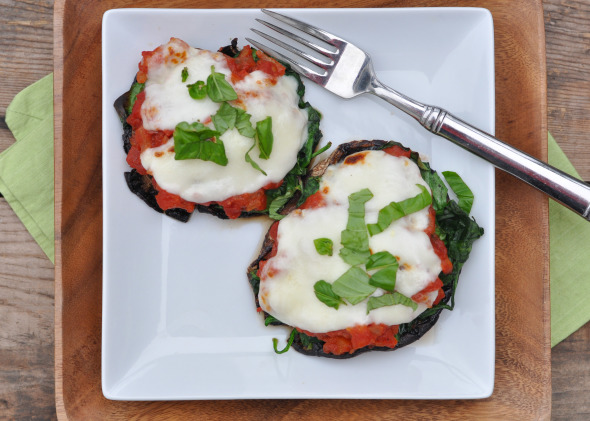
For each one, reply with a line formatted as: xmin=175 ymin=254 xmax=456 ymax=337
xmin=247 ymin=140 xmax=478 ymax=359
xmin=113 ymin=39 xmax=322 ymax=222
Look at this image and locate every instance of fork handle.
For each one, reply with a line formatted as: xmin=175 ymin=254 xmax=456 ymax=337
xmin=371 ymin=82 xmax=590 ymax=221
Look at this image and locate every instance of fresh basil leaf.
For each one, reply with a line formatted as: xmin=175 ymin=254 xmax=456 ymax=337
xmin=435 ymin=225 xmax=447 ymax=241
xmin=339 ymin=188 xmax=373 ymax=266
xmin=268 ymin=196 xmax=290 ymax=221
xmin=181 ymin=67 xmax=188 ymax=82
xmin=314 ymin=280 xmax=345 ymax=309
xmin=264 ymin=315 xmax=280 ymax=326
xmin=437 ymin=200 xmax=484 ymax=308
xmin=313 ymin=238 xmax=334 ymax=256
xmin=289 ymin=105 xmax=321 ymax=176
xmin=245 ymin=142 xmax=267 ymax=175
xmin=173 ymin=121 xmax=227 ymax=165
xmin=211 ymin=102 xmax=237 ymax=134
xmin=310 ymin=142 xmax=332 ymax=160
xmin=206 ymin=65 xmax=238 ymax=102
xmin=272 ymin=329 xmax=296 ymax=354
xmin=392 ymin=292 xmax=418 ymax=310
xmin=331 ymin=267 xmax=375 ymax=305
xmin=442 ymin=171 xmax=474 ymax=214
xmin=256 ymin=116 xmax=274 ymax=159
xmin=211 ymin=102 xmax=256 ymax=140
xmin=235 ymin=108 xmax=256 ymax=138
xmin=298 ymin=176 xmax=320 ymax=206
xmin=174 ymin=121 xmax=220 ymax=144
xmin=420 ymin=166 xmax=448 ymax=213
xmin=297 ymin=330 xmax=321 ymax=351
xmin=365 ymin=251 xmax=398 ymax=291
xmin=187 ymin=80 xmax=207 ymax=100
xmin=369 ymin=266 xmax=398 ymax=291
xmin=126 ymin=82 xmax=145 ymax=114
xmin=366 ymin=291 xmax=417 ymax=314
xmin=248 ymin=270 xmax=261 ymax=296
xmin=366 ymin=251 xmax=398 ymax=271
xmin=267 ymin=176 xmax=301 ymax=220
xmin=367 ymin=184 xmax=432 ymax=236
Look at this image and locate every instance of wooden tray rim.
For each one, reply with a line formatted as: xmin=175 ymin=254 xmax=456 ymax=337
xmin=53 ymin=0 xmax=550 ymax=419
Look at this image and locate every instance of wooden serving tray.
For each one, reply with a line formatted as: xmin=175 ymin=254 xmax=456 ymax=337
xmin=54 ymin=0 xmax=550 ymax=419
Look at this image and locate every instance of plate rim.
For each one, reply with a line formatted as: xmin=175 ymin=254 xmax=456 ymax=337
xmin=101 ymin=6 xmax=496 ymax=401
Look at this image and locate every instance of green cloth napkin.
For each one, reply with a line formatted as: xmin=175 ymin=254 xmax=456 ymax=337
xmin=548 ymin=132 xmax=590 ymax=346
xmin=0 ymin=74 xmax=54 ymax=263
xmin=1 ymin=76 xmax=588 ymax=345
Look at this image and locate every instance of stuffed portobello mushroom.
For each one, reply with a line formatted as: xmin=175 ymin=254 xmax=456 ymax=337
xmin=247 ymin=140 xmax=484 ymax=358
xmin=114 ymin=38 xmax=322 ymax=222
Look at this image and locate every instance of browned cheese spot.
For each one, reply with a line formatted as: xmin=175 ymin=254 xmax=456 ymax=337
xmin=343 ymin=151 xmax=368 ymax=165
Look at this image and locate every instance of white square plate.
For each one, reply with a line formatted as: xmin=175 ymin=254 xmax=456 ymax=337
xmin=102 ymin=7 xmax=495 ymax=400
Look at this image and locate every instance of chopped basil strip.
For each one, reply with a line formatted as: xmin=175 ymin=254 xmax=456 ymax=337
xmin=245 ymin=142 xmax=267 ymax=175
xmin=272 ymin=329 xmax=296 ymax=354
xmin=181 ymin=67 xmax=188 ymax=82
xmin=314 ymin=280 xmax=345 ymax=309
xmin=264 ymin=315 xmax=280 ymax=326
xmin=442 ymin=171 xmax=474 ymax=214
xmin=310 ymin=142 xmax=332 ymax=160
xmin=331 ymin=267 xmax=376 ymax=305
xmin=187 ymin=80 xmax=207 ymax=100
xmin=211 ymin=102 xmax=256 ymax=137
xmin=235 ymin=109 xmax=256 ymax=138
xmin=367 ymin=184 xmax=432 ymax=236
xmin=210 ymin=103 xmax=263 ymax=173
xmin=366 ymin=251 xmax=398 ymax=291
xmin=366 ymin=291 xmax=418 ymax=314
xmin=256 ymin=116 xmax=274 ymax=160
xmin=339 ymin=188 xmax=373 ymax=266
xmin=211 ymin=102 xmax=238 ymax=134
xmin=173 ymin=121 xmax=227 ymax=165
xmin=368 ymin=266 xmax=398 ymax=291
xmin=366 ymin=251 xmax=398 ymax=271
xmin=206 ymin=66 xmax=238 ymax=102
xmin=313 ymin=238 xmax=333 ymax=256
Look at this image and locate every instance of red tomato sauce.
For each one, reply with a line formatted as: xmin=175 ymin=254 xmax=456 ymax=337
xmin=383 ymin=144 xmax=412 ymax=158
xmin=299 ymin=191 xmax=326 ymax=210
xmin=152 ymin=180 xmax=195 ymax=213
xmin=202 ymin=181 xmax=282 ymax=220
xmin=412 ymin=277 xmax=443 ymax=305
xmin=126 ymin=92 xmax=173 ymax=176
xmin=425 ymin=206 xmax=453 ymax=276
xmin=298 ymin=324 xmax=400 ymax=355
xmin=225 ymin=45 xmax=286 ymax=84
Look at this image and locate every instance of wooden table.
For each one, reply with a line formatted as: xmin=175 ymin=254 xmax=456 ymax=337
xmin=0 ymin=1 xmax=587 ymax=419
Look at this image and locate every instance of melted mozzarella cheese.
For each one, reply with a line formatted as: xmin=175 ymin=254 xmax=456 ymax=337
xmin=258 ymin=150 xmax=443 ymax=333
xmin=137 ymin=39 xmax=309 ymax=203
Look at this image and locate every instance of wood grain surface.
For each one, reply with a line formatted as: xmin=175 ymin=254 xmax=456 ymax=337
xmin=0 ymin=0 xmax=587 ymax=419
xmin=57 ymin=0 xmax=550 ymax=419
xmin=0 ymin=1 xmax=57 ymax=419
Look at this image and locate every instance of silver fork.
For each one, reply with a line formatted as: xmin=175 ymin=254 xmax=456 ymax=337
xmin=248 ymin=9 xmax=590 ymax=221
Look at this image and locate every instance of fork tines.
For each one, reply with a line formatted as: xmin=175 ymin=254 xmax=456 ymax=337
xmin=247 ymin=9 xmax=342 ymax=80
